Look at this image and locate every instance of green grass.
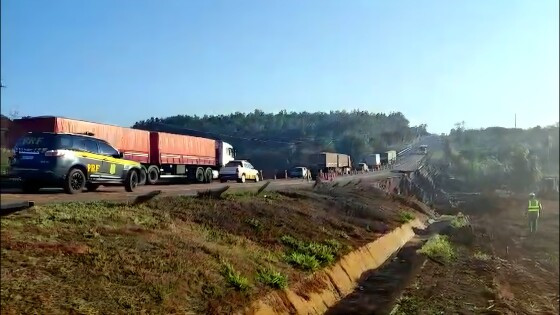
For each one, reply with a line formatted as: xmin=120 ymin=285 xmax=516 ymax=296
xmin=324 ymin=239 xmax=343 ymax=253
xmin=418 ymin=235 xmax=455 ymax=264
xmin=280 ymin=235 xmax=342 ymax=268
xmin=450 ymin=213 xmax=469 ymax=228
xmin=397 ymin=211 xmax=415 ymax=223
xmin=285 ymin=252 xmax=321 ymax=271
xmin=256 ymin=267 xmax=288 ymax=289
xmin=221 ymin=260 xmax=251 ymax=292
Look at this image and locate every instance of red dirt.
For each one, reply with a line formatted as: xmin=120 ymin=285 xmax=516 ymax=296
xmin=396 ymin=195 xmax=559 ymax=314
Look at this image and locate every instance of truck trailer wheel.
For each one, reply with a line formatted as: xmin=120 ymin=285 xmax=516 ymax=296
xmin=204 ymin=168 xmax=213 ymax=183
xmin=195 ymin=167 xmax=205 ymax=183
xmin=146 ymin=166 xmax=159 ymax=185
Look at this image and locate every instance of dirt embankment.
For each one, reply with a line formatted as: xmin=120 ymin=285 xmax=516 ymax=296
xmin=0 ymin=182 xmax=427 ymax=314
xmin=393 ymin=194 xmax=559 ymax=314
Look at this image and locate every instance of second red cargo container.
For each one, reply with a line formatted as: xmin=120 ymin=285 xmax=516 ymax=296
xmin=149 ymin=132 xmax=216 ymax=166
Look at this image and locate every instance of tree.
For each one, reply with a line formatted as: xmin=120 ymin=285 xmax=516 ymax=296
xmin=133 ymin=110 xmax=426 ymax=171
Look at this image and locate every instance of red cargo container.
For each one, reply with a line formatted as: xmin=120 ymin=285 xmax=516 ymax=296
xmin=10 ymin=117 xmax=151 ymax=163
xmin=150 ymin=132 xmax=216 ymax=166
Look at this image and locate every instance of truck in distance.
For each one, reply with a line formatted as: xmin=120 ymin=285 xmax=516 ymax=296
xmin=418 ymin=145 xmax=428 ymax=154
xmin=356 ymin=162 xmax=369 ymax=172
xmin=364 ymin=153 xmax=381 ymax=170
xmin=309 ymin=152 xmax=352 ymax=177
xmin=289 ymin=166 xmax=310 ymax=179
xmin=379 ymin=150 xmax=397 ymax=165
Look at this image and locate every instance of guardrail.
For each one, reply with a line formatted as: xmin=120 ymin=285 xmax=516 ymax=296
xmin=397 ymin=145 xmax=412 ymax=156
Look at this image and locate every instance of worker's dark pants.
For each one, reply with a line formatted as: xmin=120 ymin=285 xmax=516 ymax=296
xmin=528 ymin=211 xmax=539 ymax=233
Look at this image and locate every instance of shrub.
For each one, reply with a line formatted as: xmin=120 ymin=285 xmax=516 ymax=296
xmin=221 ymin=261 xmax=251 ymax=292
xmin=450 ymin=213 xmax=469 ymax=228
xmin=280 ymin=235 xmax=341 ymax=266
xmin=256 ymin=267 xmax=288 ymax=289
xmin=285 ymin=252 xmax=320 ymax=271
xmin=398 ymin=211 xmax=415 ymax=223
xmin=305 ymin=242 xmax=335 ymax=264
xmin=418 ymin=235 xmax=455 ymax=263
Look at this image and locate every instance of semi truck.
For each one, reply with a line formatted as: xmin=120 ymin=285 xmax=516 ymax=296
xmin=364 ymin=154 xmax=381 ymax=170
xmin=379 ymin=150 xmax=397 ymax=165
xmin=309 ymin=152 xmax=352 ymax=177
xmin=9 ymin=116 xmax=236 ymax=184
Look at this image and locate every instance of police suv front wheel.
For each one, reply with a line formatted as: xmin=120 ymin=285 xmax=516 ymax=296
xmin=125 ymin=170 xmax=139 ymax=192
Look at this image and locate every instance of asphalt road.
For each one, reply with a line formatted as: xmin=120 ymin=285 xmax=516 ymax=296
xmin=0 ymin=136 xmax=438 ymax=206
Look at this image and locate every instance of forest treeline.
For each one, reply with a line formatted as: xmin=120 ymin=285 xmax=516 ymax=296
xmin=133 ymin=109 xmax=429 ymax=171
xmin=440 ymin=122 xmax=559 ymax=193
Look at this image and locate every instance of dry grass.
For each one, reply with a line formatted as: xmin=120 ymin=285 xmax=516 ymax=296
xmin=0 ymin=183 xmax=425 ymax=314
xmin=1 ymin=147 xmax=12 ymax=175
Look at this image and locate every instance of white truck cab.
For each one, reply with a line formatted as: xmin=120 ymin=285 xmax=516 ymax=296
xmin=213 ymin=141 xmax=236 ymax=179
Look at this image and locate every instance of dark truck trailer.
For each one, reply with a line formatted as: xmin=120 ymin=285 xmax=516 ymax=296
xmin=309 ymin=152 xmax=352 ymax=177
xmin=10 ymin=116 xmax=236 ymax=185
xmin=310 ymin=152 xmax=338 ymax=168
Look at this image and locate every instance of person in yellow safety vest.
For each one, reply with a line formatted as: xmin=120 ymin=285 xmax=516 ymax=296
xmin=527 ymin=192 xmax=543 ymax=234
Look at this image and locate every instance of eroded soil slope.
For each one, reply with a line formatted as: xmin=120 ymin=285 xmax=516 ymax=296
xmin=1 ymin=183 xmax=425 ymax=314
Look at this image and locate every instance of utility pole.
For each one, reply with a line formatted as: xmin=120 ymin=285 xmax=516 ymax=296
xmin=514 ymin=113 xmax=516 ymax=128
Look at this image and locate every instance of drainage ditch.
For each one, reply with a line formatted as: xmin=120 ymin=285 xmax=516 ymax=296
xmin=325 ymin=219 xmax=453 ymax=315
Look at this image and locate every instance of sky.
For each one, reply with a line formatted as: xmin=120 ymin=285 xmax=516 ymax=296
xmin=1 ymin=0 xmax=558 ymax=134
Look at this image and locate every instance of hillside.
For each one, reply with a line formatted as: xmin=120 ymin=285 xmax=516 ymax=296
xmin=436 ymin=123 xmax=559 ymax=192
xmin=0 ymin=182 xmax=426 ymax=314
xmin=133 ymin=110 xmax=428 ymax=172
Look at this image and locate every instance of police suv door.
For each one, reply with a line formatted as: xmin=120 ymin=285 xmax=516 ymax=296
xmin=74 ymin=138 xmax=104 ymax=180
xmin=96 ymin=140 xmax=124 ymax=180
